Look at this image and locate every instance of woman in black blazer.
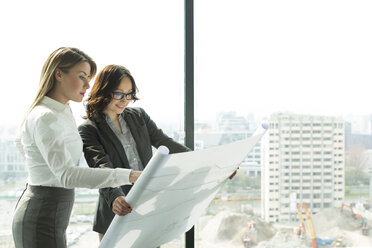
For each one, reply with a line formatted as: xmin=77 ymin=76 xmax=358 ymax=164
xmin=78 ymin=64 xmax=190 ymax=241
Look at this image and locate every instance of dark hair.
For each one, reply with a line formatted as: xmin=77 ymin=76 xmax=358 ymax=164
xmin=85 ymin=64 xmax=139 ymax=119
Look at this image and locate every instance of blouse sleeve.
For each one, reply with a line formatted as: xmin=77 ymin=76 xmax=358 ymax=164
xmin=33 ymin=112 xmax=132 ymax=189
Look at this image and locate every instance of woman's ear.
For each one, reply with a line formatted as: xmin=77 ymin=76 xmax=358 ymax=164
xmin=55 ymin=68 xmax=63 ymax=82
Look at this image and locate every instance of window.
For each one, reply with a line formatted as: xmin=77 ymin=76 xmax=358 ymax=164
xmin=313 ymin=194 xmax=321 ymax=199
xmin=2 ymin=1 xmax=370 ymax=247
xmin=313 ymin=203 xmax=321 ymax=208
xmin=1 ymin=0 xmax=184 ymax=247
xmin=324 ymin=203 xmax=331 ymax=208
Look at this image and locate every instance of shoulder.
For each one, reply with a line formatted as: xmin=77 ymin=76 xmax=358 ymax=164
xmin=124 ymin=107 xmax=146 ymax=116
xmin=123 ymin=107 xmax=150 ymax=126
xmin=78 ymin=117 xmax=98 ymax=133
xmin=24 ymin=106 xmax=63 ymax=140
xmin=79 ymin=117 xmax=98 ymax=128
xmin=27 ymin=105 xmax=58 ymax=128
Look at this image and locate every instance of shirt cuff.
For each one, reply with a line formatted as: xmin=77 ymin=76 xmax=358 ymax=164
xmin=114 ymin=168 xmax=132 ymax=185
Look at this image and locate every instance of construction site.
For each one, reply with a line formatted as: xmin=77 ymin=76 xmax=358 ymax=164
xmin=192 ymin=201 xmax=372 ymax=248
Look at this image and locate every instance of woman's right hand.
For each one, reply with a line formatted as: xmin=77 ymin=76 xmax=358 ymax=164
xmin=129 ymin=170 xmax=142 ymax=183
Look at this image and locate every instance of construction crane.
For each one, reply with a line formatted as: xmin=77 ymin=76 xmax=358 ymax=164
xmin=297 ymin=202 xmax=318 ymax=248
xmin=297 ymin=203 xmax=337 ymax=247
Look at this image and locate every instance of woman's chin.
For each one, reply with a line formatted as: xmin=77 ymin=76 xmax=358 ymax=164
xmin=115 ymin=109 xmax=125 ymax=115
xmin=71 ymin=96 xmax=83 ymax=103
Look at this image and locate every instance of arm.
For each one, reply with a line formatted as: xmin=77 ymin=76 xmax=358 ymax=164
xmin=78 ymin=122 xmax=127 ymax=209
xmin=33 ymin=112 xmax=137 ymax=189
xmin=140 ymin=108 xmax=191 ymax=153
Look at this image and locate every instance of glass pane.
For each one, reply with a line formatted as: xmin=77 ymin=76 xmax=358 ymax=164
xmin=0 ymin=0 xmax=184 ymax=247
xmin=195 ymin=0 xmax=372 ymax=247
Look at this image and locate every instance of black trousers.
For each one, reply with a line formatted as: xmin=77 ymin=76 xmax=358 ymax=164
xmin=12 ymin=185 xmax=74 ymax=248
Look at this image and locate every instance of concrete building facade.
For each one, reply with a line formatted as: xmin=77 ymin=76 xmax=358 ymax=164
xmin=261 ymin=114 xmax=345 ymax=223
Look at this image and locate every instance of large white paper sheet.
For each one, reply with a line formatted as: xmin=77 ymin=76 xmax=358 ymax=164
xmin=100 ymin=124 xmax=268 ymax=248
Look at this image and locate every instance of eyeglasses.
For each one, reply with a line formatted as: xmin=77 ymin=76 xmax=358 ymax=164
xmin=112 ymin=91 xmax=135 ymax=100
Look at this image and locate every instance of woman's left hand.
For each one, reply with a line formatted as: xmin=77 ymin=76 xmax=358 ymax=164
xmin=112 ymin=196 xmax=132 ymax=216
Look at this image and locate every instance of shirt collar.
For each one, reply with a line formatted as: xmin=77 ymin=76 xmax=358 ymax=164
xmin=40 ymin=96 xmax=70 ymax=112
xmin=104 ymin=112 xmax=125 ymax=122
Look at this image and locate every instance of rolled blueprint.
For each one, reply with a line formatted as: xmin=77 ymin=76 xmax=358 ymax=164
xmin=125 ymin=146 xmax=170 ymax=206
xmin=100 ymin=146 xmax=170 ymax=248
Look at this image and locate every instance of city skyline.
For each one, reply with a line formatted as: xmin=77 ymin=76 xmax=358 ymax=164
xmin=1 ymin=111 xmax=372 ymax=138
xmin=2 ymin=111 xmax=371 ymax=176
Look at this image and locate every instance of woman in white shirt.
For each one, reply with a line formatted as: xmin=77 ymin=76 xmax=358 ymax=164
xmin=12 ymin=47 xmax=140 ymax=248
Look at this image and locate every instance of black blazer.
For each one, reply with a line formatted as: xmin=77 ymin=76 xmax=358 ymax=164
xmin=78 ymin=107 xmax=190 ymax=234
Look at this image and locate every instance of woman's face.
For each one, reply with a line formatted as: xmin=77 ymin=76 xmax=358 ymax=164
xmin=104 ymin=77 xmax=133 ymax=117
xmin=56 ymin=61 xmax=91 ymax=103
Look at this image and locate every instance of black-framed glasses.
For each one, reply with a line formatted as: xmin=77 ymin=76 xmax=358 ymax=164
xmin=112 ymin=91 xmax=135 ymax=100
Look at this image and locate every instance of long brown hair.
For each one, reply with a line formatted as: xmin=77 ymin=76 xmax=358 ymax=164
xmin=85 ymin=64 xmax=139 ymax=119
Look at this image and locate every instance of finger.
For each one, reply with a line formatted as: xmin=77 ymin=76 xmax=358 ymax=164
xmin=114 ymin=201 xmax=132 ymax=212
xmin=117 ymin=198 xmax=132 ymax=210
xmin=121 ymin=201 xmax=132 ymax=210
xmin=113 ymin=207 xmax=122 ymax=216
xmin=113 ymin=206 xmax=132 ymax=216
xmin=113 ymin=209 xmax=122 ymax=216
xmin=113 ymin=202 xmax=132 ymax=212
xmin=115 ymin=210 xmax=128 ymax=216
xmin=122 ymin=208 xmax=131 ymax=215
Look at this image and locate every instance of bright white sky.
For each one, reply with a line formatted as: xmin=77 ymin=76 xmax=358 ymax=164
xmin=0 ymin=0 xmax=371 ymax=127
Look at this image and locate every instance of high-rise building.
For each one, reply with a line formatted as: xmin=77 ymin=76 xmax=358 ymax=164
xmin=261 ymin=114 xmax=345 ymax=223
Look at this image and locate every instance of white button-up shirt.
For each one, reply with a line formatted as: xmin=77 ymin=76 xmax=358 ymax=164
xmin=17 ymin=96 xmax=132 ymax=189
